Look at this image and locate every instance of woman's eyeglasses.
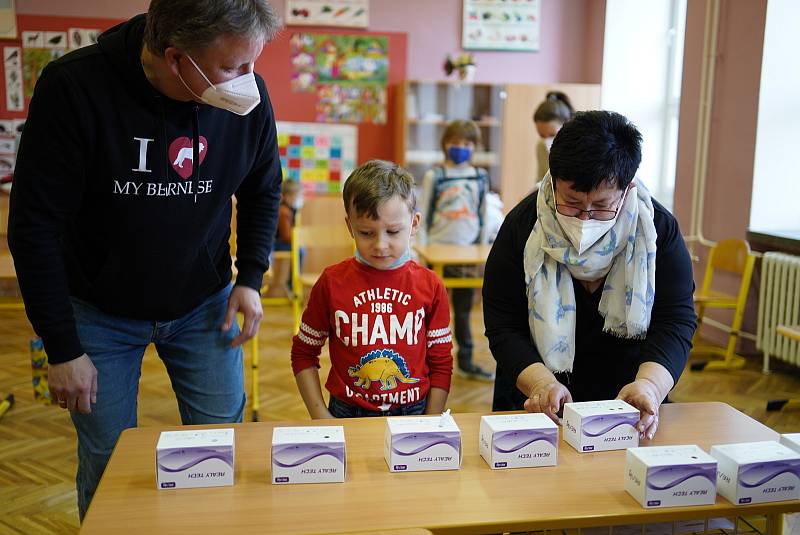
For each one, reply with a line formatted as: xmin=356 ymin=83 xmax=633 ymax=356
xmin=553 ymin=185 xmax=629 ymax=221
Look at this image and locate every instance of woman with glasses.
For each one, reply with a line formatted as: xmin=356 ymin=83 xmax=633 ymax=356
xmin=483 ymin=111 xmax=695 ymax=440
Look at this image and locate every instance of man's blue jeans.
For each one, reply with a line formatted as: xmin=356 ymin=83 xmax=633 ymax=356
xmin=69 ymin=283 xmax=245 ymax=520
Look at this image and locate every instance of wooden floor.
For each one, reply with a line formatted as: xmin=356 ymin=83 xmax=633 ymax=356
xmin=2 ymin=303 xmax=800 ymax=534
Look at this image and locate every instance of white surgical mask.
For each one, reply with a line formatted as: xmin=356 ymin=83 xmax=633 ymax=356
xmin=179 ymin=54 xmax=261 ymax=116
xmin=552 ymin=182 xmax=626 ymax=255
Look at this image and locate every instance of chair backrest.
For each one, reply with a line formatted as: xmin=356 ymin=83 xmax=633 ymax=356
xmin=291 ymin=224 xmax=354 ymax=283
xmin=699 ymin=238 xmax=756 ymax=300
xmin=293 ymin=225 xmax=354 ymax=250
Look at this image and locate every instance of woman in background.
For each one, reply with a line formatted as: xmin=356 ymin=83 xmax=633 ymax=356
xmin=533 ymin=91 xmax=574 ymax=183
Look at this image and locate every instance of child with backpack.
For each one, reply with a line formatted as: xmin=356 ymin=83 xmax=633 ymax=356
xmin=417 ymin=120 xmax=494 ymax=381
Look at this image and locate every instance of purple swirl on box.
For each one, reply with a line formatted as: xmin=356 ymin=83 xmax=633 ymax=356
xmin=492 ymin=429 xmax=558 ymax=454
xmin=271 ymin=443 xmax=345 ymax=468
xmin=391 ymin=432 xmax=460 ymax=456
xmin=738 ymin=459 xmax=800 ymax=488
xmin=157 ymin=447 xmax=234 ymax=473
xmin=646 ymin=463 xmax=717 ymax=491
xmin=581 ymin=414 xmax=639 ymax=437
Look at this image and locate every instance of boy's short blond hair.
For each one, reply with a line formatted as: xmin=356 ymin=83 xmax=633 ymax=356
xmin=342 ymin=160 xmax=416 ymax=220
xmin=440 ymin=120 xmax=482 ymax=156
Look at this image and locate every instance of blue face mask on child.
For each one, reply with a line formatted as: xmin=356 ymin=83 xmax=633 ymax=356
xmin=447 ymin=146 xmax=472 ymax=165
xmin=355 ymin=249 xmax=411 ymax=270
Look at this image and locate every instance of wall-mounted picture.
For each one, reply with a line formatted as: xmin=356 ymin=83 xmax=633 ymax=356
xmin=286 ymin=0 xmax=369 ymax=28
xmin=462 ymin=0 xmax=541 ymax=52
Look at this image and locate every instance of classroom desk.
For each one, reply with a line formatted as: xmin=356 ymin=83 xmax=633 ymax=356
xmin=413 ymin=244 xmax=492 ymax=289
xmin=80 ymin=402 xmax=798 ymax=534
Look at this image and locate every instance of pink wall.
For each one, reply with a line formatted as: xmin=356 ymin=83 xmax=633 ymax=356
xmin=673 ymin=0 xmax=766 ymax=241
xmin=17 ymin=0 xmax=605 ymax=84
xmin=674 ymin=0 xmax=768 ymax=349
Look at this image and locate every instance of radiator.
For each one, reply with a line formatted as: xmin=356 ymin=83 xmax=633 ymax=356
xmin=758 ymin=252 xmax=800 ymax=373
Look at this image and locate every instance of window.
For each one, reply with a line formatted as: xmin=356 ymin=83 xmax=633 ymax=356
xmin=601 ymin=0 xmax=687 ymax=209
xmin=749 ymin=0 xmax=800 ymax=232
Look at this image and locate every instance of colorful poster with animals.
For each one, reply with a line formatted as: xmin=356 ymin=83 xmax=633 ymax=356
xmin=462 ymin=0 xmax=540 ymax=51
xmin=286 ymin=0 xmax=369 ymax=28
xmin=21 ymin=30 xmax=66 ymax=98
xmin=276 ymin=121 xmax=357 ymax=194
xmin=316 ymin=83 xmax=386 ymax=124
xmin=4 ymin=46 xmax=23 ymax=111
xmin=290 ymin=32 xmax=389 ymax=124
xmin=291 ymin=32 xmax=388 ymax=92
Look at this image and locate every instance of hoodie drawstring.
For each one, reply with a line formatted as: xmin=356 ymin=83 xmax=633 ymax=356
xmin=192 ymin=105 xmax=200 ymax=204
xmin=154 ymin=96 xmax=168 ymax=183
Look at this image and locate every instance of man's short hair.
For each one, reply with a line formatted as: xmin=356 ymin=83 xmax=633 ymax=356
xmin=342 ymin=160 xmax=416 ymax=220
xmin=144 ymin=0 xmax=282 ymax=56
xmin=549 ymin=110 xmax=642 ymax=192
xmin=440 ymin=120 xmax=481 ymax=155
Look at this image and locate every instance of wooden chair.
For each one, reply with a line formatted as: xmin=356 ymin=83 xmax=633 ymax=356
xmin=290 ymin=224 xmax=354 ymax=332
xmin=690 ymin=239 xmax=756 ymax=371
xmin=766 ymin=325 xmax=800 ymax=411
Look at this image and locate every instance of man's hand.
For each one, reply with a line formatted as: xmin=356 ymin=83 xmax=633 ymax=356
xmin=222 ymin=285 xmax=263 ymax=347
xmin=49 ymin=354 xmax=97 ymax=414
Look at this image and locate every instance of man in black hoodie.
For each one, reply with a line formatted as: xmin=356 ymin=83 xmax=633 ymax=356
xmin=8 ymin=0 xmax=283 ymax=519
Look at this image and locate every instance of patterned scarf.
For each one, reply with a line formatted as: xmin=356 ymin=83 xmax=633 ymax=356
xmin=523 ymin=173 xmax=657 ymax=372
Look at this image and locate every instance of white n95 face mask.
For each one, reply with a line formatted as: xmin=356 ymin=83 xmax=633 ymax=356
xmin=555 ymin=212 xmax=617 ymax=255
xmin=552 ymin=181 xmax=625 ymax=255
xmin=180 ymin=54 xmax=261 ymax=116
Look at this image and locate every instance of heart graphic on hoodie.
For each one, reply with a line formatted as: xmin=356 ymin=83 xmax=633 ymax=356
xmin=168 ymin=136 xmax=208 ymax=179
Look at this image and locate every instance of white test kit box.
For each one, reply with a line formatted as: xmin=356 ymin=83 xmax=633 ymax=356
xmin=156 ymin=428 xmax=235 ymax=490
xmin=710 ymin=441 xmax=800 ymax=505
xmin=780 ymin=433 xmax=800 ymax=455
xmin=625 ymin=445 xmax=717 ymax=508
xmin=384 ymin=415 xmax=461 ymax=472
xmin=271 ymin=426 xmax=346 ymax=484
xmin=479 ymin=413 xmax=558 ymax=469
xmin=563 ymin=399 xmax=640 ymax=453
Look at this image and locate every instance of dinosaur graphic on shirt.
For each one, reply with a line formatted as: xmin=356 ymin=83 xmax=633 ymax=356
xmin=348 ymin=349 xmax=420 ymax=391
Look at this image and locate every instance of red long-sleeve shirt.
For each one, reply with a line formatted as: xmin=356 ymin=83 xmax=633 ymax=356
xmin=291 ymin=258 xmax=453 ymax=412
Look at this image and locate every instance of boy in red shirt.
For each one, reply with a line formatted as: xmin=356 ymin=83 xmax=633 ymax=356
xmin=291 ymin=160 xmax=453 ymax=418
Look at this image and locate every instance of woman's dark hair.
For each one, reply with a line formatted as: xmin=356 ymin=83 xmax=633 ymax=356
xmin=548 ymin=110 xmax=642 ymax=193
xmin=533 ymin=91 xmax=574 ymax=124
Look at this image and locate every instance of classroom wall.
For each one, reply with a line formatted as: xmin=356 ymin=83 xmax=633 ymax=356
xmin=17 ymin=0 xmax=606 ymax=84
xmin=673 ymin=0 xmax=767 ymax=243
xmin=673 ymin=0 xmax=768 ymax=349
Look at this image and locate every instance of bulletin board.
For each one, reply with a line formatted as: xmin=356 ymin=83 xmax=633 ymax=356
xmin=0 ymin=14 xmax=118 ymax=177
xmin=276 ymin=120 xmax=357 ymax=194
xmin=256 ymin=28 xmax=407 ymax=172
xmin=462 ymin=0 xmax=541 ymax=51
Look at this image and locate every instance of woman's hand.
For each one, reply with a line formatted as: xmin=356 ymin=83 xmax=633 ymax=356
xmin=617 ymin=362 xmax=675 ymax=440
xmin=518 ymin=363 xmax=573 ymax=423
xmin=617 ymin=378 xmax=661 ymax=440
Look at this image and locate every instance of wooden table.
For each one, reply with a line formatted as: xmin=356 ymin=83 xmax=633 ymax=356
xmin=413 ymin=244 xmax=492 ymax=289
xmin=80 ymin=403 xmax=799 ymax=534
